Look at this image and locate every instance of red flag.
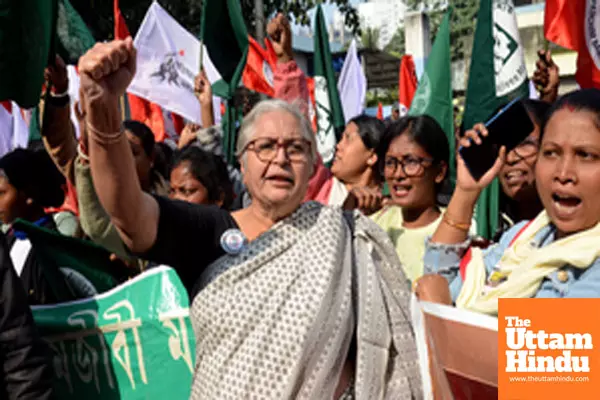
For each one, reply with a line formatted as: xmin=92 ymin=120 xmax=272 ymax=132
xmin=243 ymin=36 xmax=277 ymax=97
xmin=264 ymin=39 xmax=278 ymax=71
xmin=114 ymin=0 xmax=168 ymax=141
xmin=1 ymin=101 xmax=11 ymax=113
xmin=544 ymin=0 xmax=600 ymax=88
xmin=171 ymin=113 xmax=185 ymax=135
xmin=305 ymin=77 xmax=317 ymax=132
xmin=399 ymin=55 xmax=418 ymax=115
xmin=544 ymin=0 xmax=584 ymax=51
xmin=377 ymin=102 xmax=383 ymax=120
xmin=114 ymin=0 xmax=131 ymax=39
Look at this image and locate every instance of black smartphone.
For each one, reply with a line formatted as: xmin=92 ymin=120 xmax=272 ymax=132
xmin=459 ymin=98 xmax=534 ymax=181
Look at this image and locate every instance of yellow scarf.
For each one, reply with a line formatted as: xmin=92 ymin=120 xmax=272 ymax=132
xmin=456 ymin=211 xmax=600 ymax=315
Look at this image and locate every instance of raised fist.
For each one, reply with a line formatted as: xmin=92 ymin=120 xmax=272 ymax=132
xmin=44 ymin=55 xmax=69 ymax=94
xmin=194 ymin=69 xmax=212 ymax=107
xmin=267 ymin=13 xmax=293 ymax=63
xmin=78 ymin=38 xmax=137 ymax=106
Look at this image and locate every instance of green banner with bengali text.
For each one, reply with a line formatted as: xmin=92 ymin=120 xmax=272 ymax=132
xmin=31 ymin=267 xmax=195 ymax=399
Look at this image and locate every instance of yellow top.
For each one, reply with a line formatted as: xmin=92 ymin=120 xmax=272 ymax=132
xmin=371 ymin=206 xmax=443 ymax=283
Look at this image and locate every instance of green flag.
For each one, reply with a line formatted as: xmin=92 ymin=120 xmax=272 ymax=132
xmin=314 ymin=5 xmax=345 ymax=166
xmin=0 ymin=0 xmax=58 ymax=108
xmin=32 ymin=267 xmax=195 ymax=399
xmin=56 ymin=0 xmax=96 ymax=64
xmin=200 ymin=0 xmax=249 ymax=165
xmin=13 ymin=220 xmax=131 ymax=296
xmin=34 ymin=0 xmax=97 ymax=145
xmin=463 ymin=0 xmax=529 ymax=239
xmin=408 ymin=9 xmax=454 ymax=185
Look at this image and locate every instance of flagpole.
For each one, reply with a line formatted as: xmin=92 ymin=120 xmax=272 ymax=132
xmin=255 ymin=0 xmax=265 ymax=46
xmin=119 ymin=95 xmax=126 ymax=122
xmin=199 ymin=2 xmax=206 ymax=73
xmin=199 ymin=41 xmax=204 ymax=73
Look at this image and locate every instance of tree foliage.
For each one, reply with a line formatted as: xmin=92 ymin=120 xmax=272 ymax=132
xmin=361 ymin=27 xmax=381 ymax=51
xmin=404 ymin=0 xmax=479 ymax=61
xmin=384 ymin=27 xmax=405 ymax=58
xmin=366 ymin=87 xmax=398 ymax=108
xmin=71 ymin=0 xmax=361 ymax=42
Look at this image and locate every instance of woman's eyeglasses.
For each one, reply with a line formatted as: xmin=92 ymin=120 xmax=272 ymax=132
xmin=382 ymin=155 xmax=434 ymax=177
xmin=244 ymin=138 xmax=311 ymax=163
xmin=512 ymin=138 xmax=539 ymax=159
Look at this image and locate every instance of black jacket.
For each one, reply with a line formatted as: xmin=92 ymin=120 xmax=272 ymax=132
xmin=7 ymin=217 xmax=76 ymax=305
xmin=0 ymin=233 xmax=53 ymax=400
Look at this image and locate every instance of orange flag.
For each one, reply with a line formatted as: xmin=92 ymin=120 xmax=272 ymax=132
xmin=115 ymin=0 xmax=168 ymax=142
xmin=243 ymin=36 xmax=277 ymax=97
xmin=377 ymin=102 xmax=383 ymax=120
xmin=544 ymin=0 xmax=600 ymax=88
xmin=399 ymin=55 xmax=418 ymax=115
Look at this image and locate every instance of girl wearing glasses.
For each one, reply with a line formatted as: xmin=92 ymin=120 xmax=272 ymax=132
xmin=371 ymin=115 xmax=453 ymax=283
xmin=495 ymin=100 xmax=550 ymax=239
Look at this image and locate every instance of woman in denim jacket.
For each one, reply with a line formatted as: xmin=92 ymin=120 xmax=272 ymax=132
xmin=421 ymin=90 xmax=600 ymax=315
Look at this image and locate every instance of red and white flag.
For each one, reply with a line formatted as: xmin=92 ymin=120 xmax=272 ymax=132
xmin=243 ymin=36 xmax=277 ymax=97
xmin=399 ymin=55 xmax=418 ymax=116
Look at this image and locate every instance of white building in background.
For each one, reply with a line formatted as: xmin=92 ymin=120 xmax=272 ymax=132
xmin=331 ymin=10 xmax=353 ymax=46
xmin=355 ymin=0 xmax=407 ymax=49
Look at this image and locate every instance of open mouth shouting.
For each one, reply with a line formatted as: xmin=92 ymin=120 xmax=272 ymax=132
xmin=551 ymin=191 xmax=582 ymax=219
xmin=392 ymin=184 xmax=412 ymax=198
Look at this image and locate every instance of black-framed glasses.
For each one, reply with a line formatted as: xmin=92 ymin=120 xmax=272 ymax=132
xmin=512 ymin=138 xmax=539 ymax=159
xmin=244 ymin=138 xmax=311 ymax=163
xmin=382 ymin=155 xmax=434 ymax=177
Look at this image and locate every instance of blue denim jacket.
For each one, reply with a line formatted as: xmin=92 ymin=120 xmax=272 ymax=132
xmin=423 ymin=221 xmax=600 ymax=301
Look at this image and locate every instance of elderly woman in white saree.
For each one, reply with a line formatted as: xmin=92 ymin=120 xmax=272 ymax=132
xmin=77 ymin=39 xmax=421 ymax=399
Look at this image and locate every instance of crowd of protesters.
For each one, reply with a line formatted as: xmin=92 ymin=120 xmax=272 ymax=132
xmin=1 ymin=11 xmax=596 ymax=400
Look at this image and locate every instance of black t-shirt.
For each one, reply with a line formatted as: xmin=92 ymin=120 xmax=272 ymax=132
xmin=143 ymin=196 xmax=238 ymax=299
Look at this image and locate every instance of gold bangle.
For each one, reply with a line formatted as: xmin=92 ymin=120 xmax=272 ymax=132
xmin=77 ymin=142 xmax=90 ymax=162
xmin=442 ymin=213 xmax=471 ymax=232
xmin=86 ymin=121 xmax=124 ymax=145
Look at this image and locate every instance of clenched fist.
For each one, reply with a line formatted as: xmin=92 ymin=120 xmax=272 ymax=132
xmin=78 ymin=38 xmax=137 ymax=107
xmin=267 ymin=13 xmax=293 ymax=63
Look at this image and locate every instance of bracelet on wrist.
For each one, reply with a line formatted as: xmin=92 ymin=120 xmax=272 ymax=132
xmin=86 ymin=121 xmax=124 ymax=145
xmin=50 ymin=89 xmax=69 ymax=99
xmin=442 ymin=213 xmax=471 ymax=232
xmin=77 ymin=142 xmax=90 ymax=163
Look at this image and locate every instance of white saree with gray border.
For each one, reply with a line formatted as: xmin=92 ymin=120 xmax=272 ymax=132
xmin=190 ymin=202 xmax=422 ymax=399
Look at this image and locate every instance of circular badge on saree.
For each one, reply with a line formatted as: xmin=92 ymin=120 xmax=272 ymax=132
xmin=220 ymin=229 xmax=247 ymax=254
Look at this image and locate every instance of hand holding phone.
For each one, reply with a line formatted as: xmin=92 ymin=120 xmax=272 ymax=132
xmin=456 ymin=124 xmax=507 ymax=193
xmin=458 ymin=98 xmax=533 ymax=181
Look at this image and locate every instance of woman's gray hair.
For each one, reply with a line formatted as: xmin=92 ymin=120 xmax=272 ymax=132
xmin=236 ymin=99 xmax=317 ymax=166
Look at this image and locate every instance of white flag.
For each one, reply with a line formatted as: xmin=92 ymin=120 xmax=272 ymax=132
xmin=0 ymin=102 xmax=30 ymax=158
xmin=67 ymin=65 xmax=82 ymax=139
xmin=337 ymin=40 xmax=366 ymax=123
xmin=11 ymin=103 xmax=28 ymax=150
xmin=128 ymin=2 xmax=221 ymax=124
xmin=493 ymin=0 xmax=527 ymax=97
xmin=0 ymin=104 xmax=13 ymax=157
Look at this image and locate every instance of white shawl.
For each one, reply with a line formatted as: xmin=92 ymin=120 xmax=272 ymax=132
xmin=190 ymin=202 xmax=421 ymax=399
